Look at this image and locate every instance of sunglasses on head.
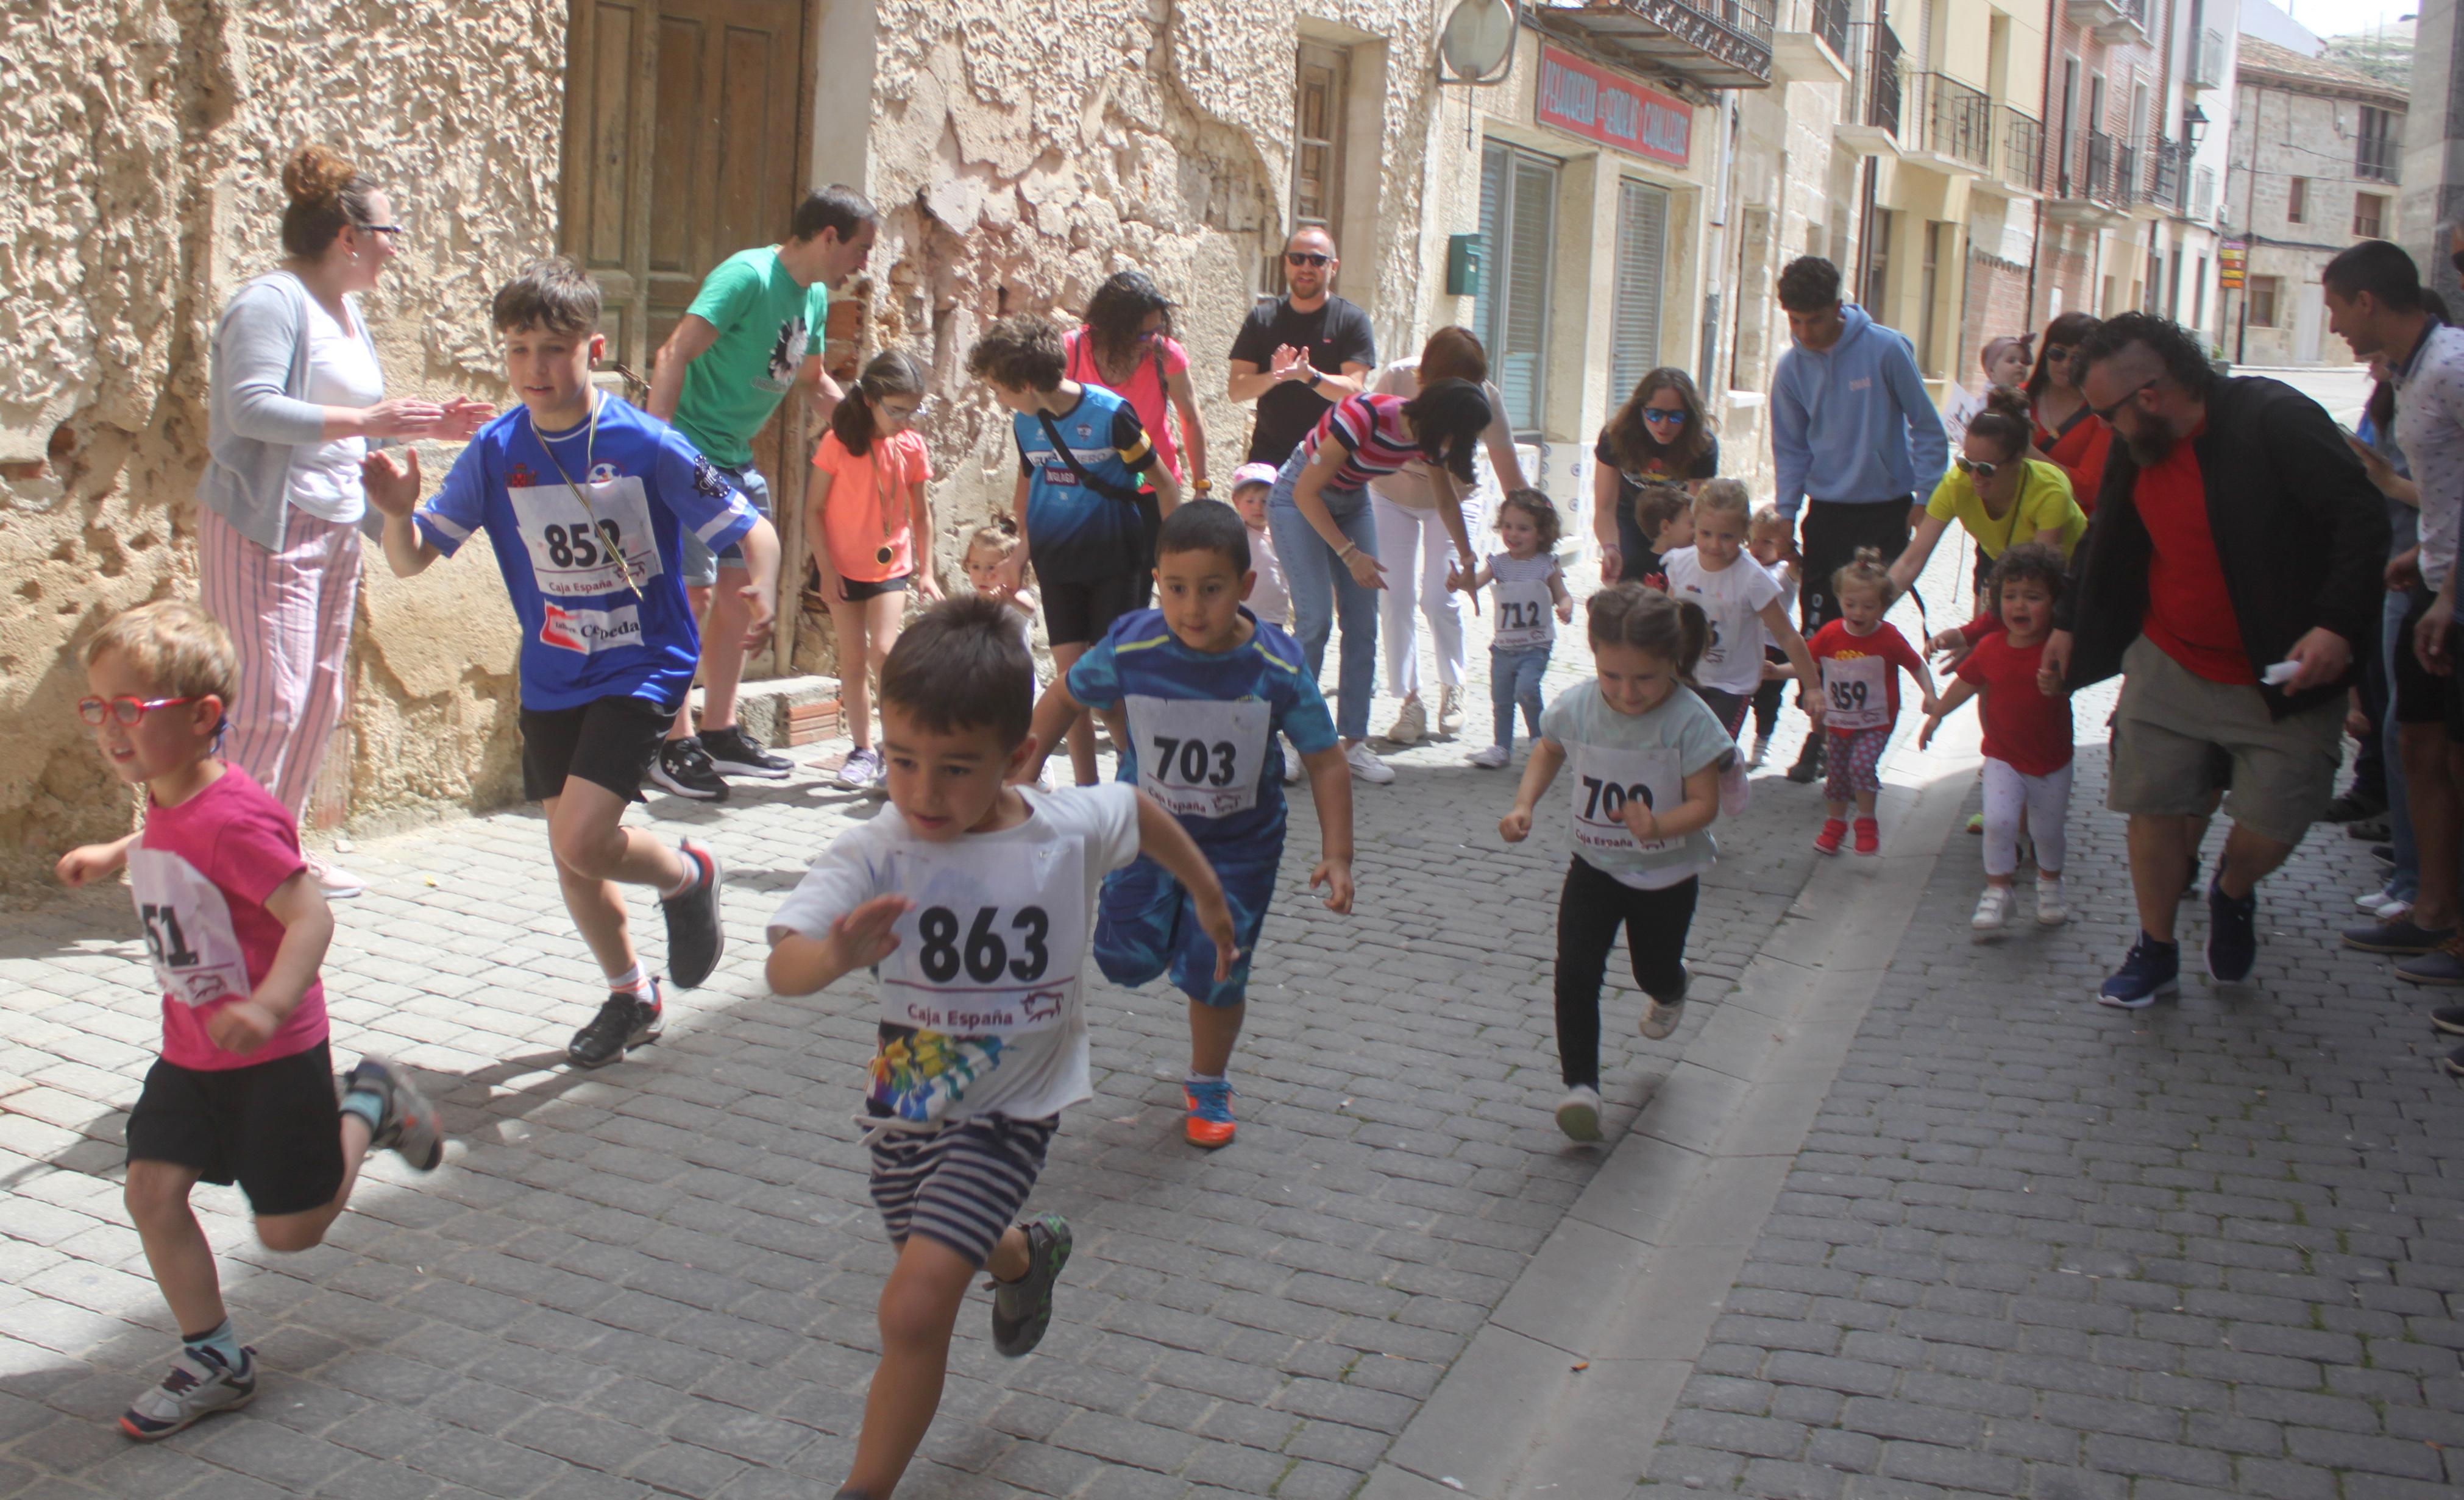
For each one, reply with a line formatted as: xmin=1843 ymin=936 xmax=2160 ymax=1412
xmin=1284 ymin=251 xmax=1331 ymax=267
xmin=77 ymin=695 xmax=199 ymax=727
xmin=1953 ymin=456 xmax=2002 ymax=481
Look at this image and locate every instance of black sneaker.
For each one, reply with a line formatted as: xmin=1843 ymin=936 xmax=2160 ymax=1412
xmin=701 ymin=725 xmax=793 ymax=780
xmin=2347 ymin=816 xmax=2392 ymax=842
xmin=568 ymin=985 xmax=664 ymax=1069
xmin=661 ymin=841 xmax=724 ymax=988
xmin=2206 ymin=878 xmax=2257 ymax=983
xmin=2429 ymin=1006 xmax=2464 ymax=1037
xmin=2342 ymin=918 xmax=2454 ymax=955
xmin=2443 ymin=1045 xmax=2464 ymax=1081
xmin=648 ymin=737 xmax=730 ymax=802
xmin=2324 ymin=790 xmax=2386 ymax=824
xmin=1784 ymin=736 xmax=1824 ymax=785
xmin=2373 ymin=844 xmax=2396 ymax=866
xmin=990 ymin=1213 xmax=1073 ymax=1358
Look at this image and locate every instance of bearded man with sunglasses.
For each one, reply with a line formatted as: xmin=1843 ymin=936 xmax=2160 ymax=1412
xmin=2042 ymin=313 xmax=2387 ymax=1008
xmin=1229 ymin=228 xmax=1377 ymax=467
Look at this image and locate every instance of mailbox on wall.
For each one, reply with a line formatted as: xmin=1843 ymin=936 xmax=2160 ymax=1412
xmin=1447 ymin=233 xmax=1483 ymax=297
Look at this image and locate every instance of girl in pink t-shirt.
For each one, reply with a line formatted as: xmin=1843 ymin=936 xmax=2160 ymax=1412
xmin=809 ymin=352 xmax=940 ymax=791
xmin=1066 ymin=271 xmax=1209 ymax=492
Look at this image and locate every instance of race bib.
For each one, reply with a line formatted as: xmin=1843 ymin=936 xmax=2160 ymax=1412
xmin=126 ymin=849 xmax=254 ymax=1011
xmin=1491 ymin=579 xmax=1555 ymax=652
xmin=1568 ymin=743 xmax=1683 ymax=855
xmin=1126 ymin=695 xmax=1271 ymax=819
xmin=1821 ymin=654 xmax=1892 ymax=731
xmin=509 ymin=476 xmax=662 ymax=598
xmin=876 ymin=841 xmax=1086 ymax=1034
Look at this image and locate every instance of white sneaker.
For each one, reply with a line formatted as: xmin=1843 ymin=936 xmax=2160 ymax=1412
xmin=1554 ymin=1086 xmax=1604 ymax=1142
xmin=1345 ymin=740 xmax=1396 ymax=784
xmin=1971 ymin=885 xmax=2012 ymax=932
xmin=2355 ymin=889 xmax=2393 ymax=913
xmin=1437 ymin=685 xmax=1465 ymax=735
xmin=305 ymin=856 xmax=364 ymax=900
xmin=1281 ymin=738 xmax=1305 ymax=785
xmin=2036 ymin=878 xmax=2069 ymax=927
xmin=2371 ymin=896 xmax=2415 ymax=922
xmin=1469 ymin=743 xmax=1511 ymax=769
xmin=836 ymin=746 xmax=884 ymax=790
xmin=1748 ymin=734 xmax=1772 ymax=768
xmin=1386 ymin=698 xmax=1427 ymax=745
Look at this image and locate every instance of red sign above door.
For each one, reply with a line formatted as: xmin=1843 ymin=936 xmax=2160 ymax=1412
xmin=1535 ymin=46 xmax=1692 ymax=168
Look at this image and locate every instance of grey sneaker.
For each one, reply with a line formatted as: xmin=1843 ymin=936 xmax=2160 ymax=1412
xmin=120 ymin=1345 xmax=256 ymax=1440
xmin=990 ymin=1213 xmax=1073 ymax=1358
xmin=1555 ymin=1085 xmax=1604 ymax=1142
xmin=1641 ymin=965 xmax=1689 ymax=1040
xmin=341 ymin=1056 xmax=444 ymax=1171
xmin=836 ymin=746 xmax=884 ymax=790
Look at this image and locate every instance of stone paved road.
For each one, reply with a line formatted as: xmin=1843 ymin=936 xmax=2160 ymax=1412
xmin=1647 ymin=737 xmax=2464 ymax=1498
xmin=0 ymin=547 xmax=1902 ymax=1500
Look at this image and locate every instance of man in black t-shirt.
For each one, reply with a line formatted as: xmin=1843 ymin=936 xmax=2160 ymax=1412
xmin=1229 ymin=227 xmax=1378 ymax=465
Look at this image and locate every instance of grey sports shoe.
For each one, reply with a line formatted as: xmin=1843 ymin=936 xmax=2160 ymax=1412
xmin=1641 ymin=965 xmax=1690 ymax=1041
xmin=119 ymin=1345 xmax=255 ymax=1440
xmin=342 ymin=1056 xmax=444 ymax=1171
xmin=990 ymin=1213 xmax=1073 ymax=1358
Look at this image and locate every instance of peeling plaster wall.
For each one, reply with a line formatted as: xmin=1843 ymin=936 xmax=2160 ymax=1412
xmin=0 ymin=0 xmax=563 ymax=897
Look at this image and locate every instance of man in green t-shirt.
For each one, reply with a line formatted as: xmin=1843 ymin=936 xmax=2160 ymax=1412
xmin=645 ymin=185 xmax=878 ymax=799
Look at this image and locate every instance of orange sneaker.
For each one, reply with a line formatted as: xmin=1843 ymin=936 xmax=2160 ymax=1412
xmin=1853 ymin=817 xmax=1880 ymax=855
xmin=1184 ymin=1080 xmax=1236 ymax=1148
xmin=1812 ymin=818 xmax=1848 ymax=855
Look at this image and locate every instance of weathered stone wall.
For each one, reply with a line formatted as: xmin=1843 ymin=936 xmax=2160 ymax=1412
xmin=0 ymin=0 xmax=564 ymax=897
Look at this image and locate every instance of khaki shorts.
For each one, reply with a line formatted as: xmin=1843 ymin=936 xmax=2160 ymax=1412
xmin=2106 ymin=634 xmax=2343 ymax=848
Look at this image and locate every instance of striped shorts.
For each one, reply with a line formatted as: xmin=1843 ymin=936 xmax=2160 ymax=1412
xmin=867 ymin=1113 xmax=1057 ymax=1268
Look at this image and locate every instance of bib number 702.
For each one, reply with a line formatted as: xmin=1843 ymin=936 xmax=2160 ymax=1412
xmin=916 ymin=905 xmax=1051 ymax=984
xmin=1151 ymin=734 xmax=1238 ymax=787
xmin=1580 ymin=776 xmax=1656 ymax=821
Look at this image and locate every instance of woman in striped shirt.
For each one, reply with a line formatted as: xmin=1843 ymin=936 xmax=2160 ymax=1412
xmin=1265 ymin=377 xmax=1495 ymax=784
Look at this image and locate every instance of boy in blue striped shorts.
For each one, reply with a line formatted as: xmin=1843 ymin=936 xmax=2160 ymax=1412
xmin=1027 ymin=500 xmax=1357 ymax=1148
xmin=767 ymin=596 xmax=1233 ymax=1500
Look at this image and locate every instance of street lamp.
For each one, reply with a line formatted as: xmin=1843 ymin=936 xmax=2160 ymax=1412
xmin=2184 ymin=103 xmax=2208 ymax=153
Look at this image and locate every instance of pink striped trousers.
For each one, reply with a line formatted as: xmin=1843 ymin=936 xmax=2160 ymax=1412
xmin=196 ymin=506 xmax=363 ymax=821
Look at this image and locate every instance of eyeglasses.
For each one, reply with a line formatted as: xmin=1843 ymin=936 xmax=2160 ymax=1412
xmin=2042 ymin=345 xmax=2073 ymax=363
xmin=357 ymin=222 xmax=408 ymax=242
xmin=1284 ymin=251 xmax=1331 ymax=267
xmin=1641 ymin=408 xmax=1688 ymax=425
xmin=1953 ymin=456 xmax=2002 ymax=481
xmin=2089 ymin=377 xmax=2158 ymax=422
xmin=77 ymin=695 xmax=199 ymax=727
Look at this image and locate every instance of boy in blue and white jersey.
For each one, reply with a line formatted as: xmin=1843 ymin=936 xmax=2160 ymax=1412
xmin=1025 ymin=500 xmax=1355 ymax=1148
xmin=364 ymin=258 xmax=779 ymax=1071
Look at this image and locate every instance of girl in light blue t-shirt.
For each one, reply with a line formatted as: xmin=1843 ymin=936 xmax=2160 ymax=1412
xmin=1500 ymin=584 xmax=1736 ymax=1143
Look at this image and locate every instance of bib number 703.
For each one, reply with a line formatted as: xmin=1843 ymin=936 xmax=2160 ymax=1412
xmin=1580 ymin=776 xmax=1656 ymax=821
xmin=1151 ymin=734 xmax=1239 ymax=787
xmin=916 ymin=905 xmax=1051 ymax=984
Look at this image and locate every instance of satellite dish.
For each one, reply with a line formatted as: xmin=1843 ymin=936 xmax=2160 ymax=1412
xmin=1439 ymin=0 xmax=1517 ymax=85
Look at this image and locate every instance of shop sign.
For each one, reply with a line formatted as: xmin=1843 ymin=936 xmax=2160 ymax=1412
xmin=2219 ymin=239 xmax=2246 ymax=290
xmin=1536 ymin=45 xmax=1691 ymax=168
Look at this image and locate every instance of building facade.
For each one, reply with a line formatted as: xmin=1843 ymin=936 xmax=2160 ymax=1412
xmin=2221 ymin=37 xmax=2408 ymax=364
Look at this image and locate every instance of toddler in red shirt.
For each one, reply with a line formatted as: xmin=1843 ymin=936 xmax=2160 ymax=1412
xmin=1806 ymin=548 xmax=1937 ymax=855
xmin=55 ymin=603 xmax=446 ymax=1443
xmin=1920 ymin=543 xmax=2076 ymax=931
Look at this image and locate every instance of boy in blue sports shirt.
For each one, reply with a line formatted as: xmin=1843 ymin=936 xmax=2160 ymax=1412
xmin=971 ymin=314 xmax=1182 ymax=787
xmin=1026 ymin=499 xmax=1355 ymax=1147
xmin=364 ymin=258 xmax=780 ymax=1070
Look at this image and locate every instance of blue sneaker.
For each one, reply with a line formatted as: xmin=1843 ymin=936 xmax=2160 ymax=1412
xmin=2206 ymin=879 xmax=2257 ymax=983
xmin=2097 ymin=934 xmax=2181 ymax=1009
xmin=1184 ymin=1079 xmax=1236 ymax=1148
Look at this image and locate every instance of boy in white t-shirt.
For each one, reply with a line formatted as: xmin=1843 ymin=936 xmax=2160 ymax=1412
xmin=766 ymin=596 xmax=1234 ymax=1500
xmin=1747 ymin=503 xmax=1803 ymax=765
xmin=1229 ymin=461 xmax=1289 ymax=629
xmin=1662 ymin=480 xmax=1821 ymax=742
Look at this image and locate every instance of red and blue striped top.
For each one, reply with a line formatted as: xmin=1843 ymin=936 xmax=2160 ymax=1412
xmin=1305 ymin=393 xmax=1422 ymax=492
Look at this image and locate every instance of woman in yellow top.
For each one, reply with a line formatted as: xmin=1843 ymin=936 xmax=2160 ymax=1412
xmin=1887 ymin=386 xmax=2088 ymax=603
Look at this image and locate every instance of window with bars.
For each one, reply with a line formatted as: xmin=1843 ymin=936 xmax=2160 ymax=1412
xmin=1474 ymin=141 xmax=1560 ymax=435
xmin=2354 ymin=193 xmax=2387 ymax=239
xmin=1610 ymin=179 xmax=1669 ymax=403
xmin=2248 ymin=275 xmax=2281 ymax=327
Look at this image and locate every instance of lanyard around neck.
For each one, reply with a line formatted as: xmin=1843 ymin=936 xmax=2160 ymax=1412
xmin=531 ymin=391 xmax=643 ymax=600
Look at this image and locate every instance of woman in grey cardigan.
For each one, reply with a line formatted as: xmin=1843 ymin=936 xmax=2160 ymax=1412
xmin=197 ymin=145 xmax=490 ymax=897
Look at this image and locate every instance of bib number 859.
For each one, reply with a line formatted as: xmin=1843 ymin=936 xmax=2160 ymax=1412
xmin=1151 ymin=734 xmax=1238 ymax=787
xmin=1827 ymin=679 xmax=1870 ymax=710
xmin=917 ymin=905 xmax=1051 ymax=984
xmin=544 ymin=519 xmax=623 ymax=568
xmin=1580 ymin=776 xmax=1655 ymax=819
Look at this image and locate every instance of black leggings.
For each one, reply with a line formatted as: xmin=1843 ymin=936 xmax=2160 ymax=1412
xmin=1752 ymin=647 xmax=1788 ymax=737
xmin=1798 ymin=497 xmax=1916 ymax=639
xmin=1555 ymin=860 xmax=1697 ymax=1088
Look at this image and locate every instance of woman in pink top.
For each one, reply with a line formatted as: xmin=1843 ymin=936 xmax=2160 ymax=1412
xmin=1066 ymin=271 xmax=1211 ymax=527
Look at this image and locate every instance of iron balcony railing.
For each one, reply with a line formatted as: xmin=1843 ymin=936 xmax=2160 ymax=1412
xmin=2192 ymin=27 xmax=2228 ymax=88
xmin=1905 ymin=72 xmax=1992 ymax=168
xmin=2054 ymin=127 xmax=2118 ymax=204
xmin=2150 ymin=135 xmax=2185 ymax=209
xmin=1841 ymin=19 xmax=1903 ymax=138
xmin=2001 ymin=109 xmax=2043 ymax=192
xmin=1806 ymin=0 xmax=1850 ymax=60
xmin=2111 ymin=139 xmax=2143 ymax=207
xmin=2192 ymin=164 xmax=2215 ymax=219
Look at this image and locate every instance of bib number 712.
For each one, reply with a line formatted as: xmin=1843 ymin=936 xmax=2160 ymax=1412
xmin=1151 ymin=734 xmax=1238 ymax=787
xmin=1580 ymin=776 xmax=1655 ymax=821
xmin=1498 ymin=599 xmax=1545 ymax=630
xmin=916 ymin=905 xmax=1051 ymax=984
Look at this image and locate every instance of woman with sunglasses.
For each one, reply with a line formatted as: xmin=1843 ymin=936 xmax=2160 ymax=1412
xmin=1887 ymin=387 xmax=2087 ymax=606
xmin=1591 ymin=369 xmax=1719 ymax=582
xmin=197 ymin=144 xmax=491 ymax=897
xmin=1066 ymin=271 xmax=1209 ymax=551
xmin=2024 ymin=311 xmax=2114 ymax=510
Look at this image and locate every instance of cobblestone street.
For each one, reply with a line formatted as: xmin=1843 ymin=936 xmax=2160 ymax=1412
xmin=5 ymin=541 xmax=2462 ymax=1500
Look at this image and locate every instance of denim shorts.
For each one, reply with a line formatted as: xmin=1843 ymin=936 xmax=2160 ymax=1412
xmin=681 ymin=462 xmax=771 ymax=587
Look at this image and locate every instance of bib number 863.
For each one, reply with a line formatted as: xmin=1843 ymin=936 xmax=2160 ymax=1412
xmin=917 ymin=905 xmax=1051 ymax=983
xmin=1151 ymin=734 xmax=1238 ymax=787
xmin=1580 ymin=776 xmax=1655 ymax=820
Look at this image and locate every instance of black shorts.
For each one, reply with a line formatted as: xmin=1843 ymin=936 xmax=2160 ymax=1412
xmin=868 ymin=1113 xmax=1057 ymax=1268
xmin=1042 ymin=572 xmax=1152 ymax=648
xmin=836 ymin=572 xmax=911 ymax=603
xmin=2390 ymin=593 xmax=2464 ymax=735
xmin=126 ymin=1042 xmax=344 ymax=1217
xmin=520 ymin=695 xmax=673 ymax=802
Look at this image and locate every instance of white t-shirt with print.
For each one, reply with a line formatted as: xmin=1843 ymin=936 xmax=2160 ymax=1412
xmin=1663 ymin=546 xmax=1784 ymax=696
xmin=285 ymin=296 xmax=384 ymax=524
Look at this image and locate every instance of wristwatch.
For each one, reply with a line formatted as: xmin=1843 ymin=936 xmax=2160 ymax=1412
xmin=1307 ymin=369 xmax=1324 ymax=390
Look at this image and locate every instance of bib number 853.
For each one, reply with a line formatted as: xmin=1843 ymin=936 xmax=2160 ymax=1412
xmin=1151 ymin=734 xmax=1238 ymax=787
xmin=1580 ymin=776 xmax=1656 ymax=820
xmin=917 ymin=905 xmax=1051 ymax=984
xmin=544 ymin=519 xmax=624 ymax=568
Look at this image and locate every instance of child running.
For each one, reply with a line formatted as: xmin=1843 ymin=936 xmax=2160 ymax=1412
xmin=365 ymin=258 xmax=777 ymax=1067
xmin=1460 ymin=488 xmax=1574 ymax=768
xmin=1229 ymin=461 xmax=1290 ymax=629
xmin=1920 ymin=543 xmax=2075 ymax=933
xmin=962 ymin=520 xmax=1039 ymax=662
xmin=1025 ymin=500 xmax=1354 ymax=1146
xmin=55 ymin=602 xmax=444 ymax=1440
xmin=970 ymin=314 xmax=1182 ymax=787
xmin=1663 ymin=479 xmax=1822 ymax=740
xmin=1627 ymin=481 xmax=1695 ymax=593
xmin=811 ymin=350 xmax=941 ymax=792
xmin=1806 ymin=547 xmax=1937 ymax=856
xmin=765 ymin=596 xmax=1234 ymax=1500
xmin=1747 ymin=504 xmax=1801 ymax=766
xmin=1500 ymin=585 xmax=1736 ymax=1142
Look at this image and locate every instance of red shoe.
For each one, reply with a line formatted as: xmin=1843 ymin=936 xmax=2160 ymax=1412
xmin=1812 ymin=818 xmax=1848 ymax=855
xmin=1184 ymin=1080 xmax=1237 ymax=1148
xmin=1853 ymin=818 xmax=1880 ymax=855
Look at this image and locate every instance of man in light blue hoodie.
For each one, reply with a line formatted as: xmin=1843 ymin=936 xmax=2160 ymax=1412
xmin=1769 ymin=255 xmax=1948 ymax=781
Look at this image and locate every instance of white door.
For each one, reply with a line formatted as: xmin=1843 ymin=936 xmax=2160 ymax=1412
xmin=2295 ymin=284 xmax=2324 ymax=364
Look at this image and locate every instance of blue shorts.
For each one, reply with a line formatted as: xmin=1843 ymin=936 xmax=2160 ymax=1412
xmin=681 ymin=462 xmax=771 ymax=587
xmin=1095 ymin=843 xmax=1279 ymax=1007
